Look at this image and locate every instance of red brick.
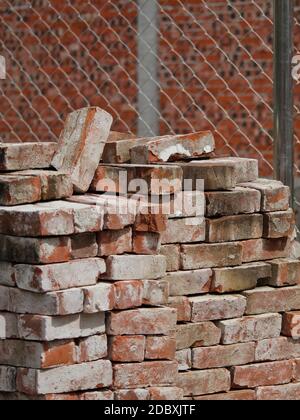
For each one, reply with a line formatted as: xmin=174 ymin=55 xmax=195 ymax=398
xmin=130 ymin=131 xmax=215 ymax=163
xmin=52 ymin=107 xmax=112 ymax=193
xmin=294 ymin=359 xmax=300 ymax=381
xmin=83 ymin=283 xmax=115 ymax=313
xmin=108 ymin=336 xmax=145 ymax=362
xmin=263 ymin=209 xmax=295 ymax=238
xmin=0 ymin=262 xmax=15 ymax=287
xmin=114 ymin=281 xmax=143 ymax=310
xmin=190 ymin=294 xmax=246 ymax=322
xmin=176 ymin=322 xmax=221 ymax=350
xmin=181 ymin=242 xmax=243 ymax=270
xmin=255 ymin=337 xmax=300 ymax=362
xmin=97 ymin=228 xmax=132 ymax=257
xmin=0 ymin=142 xmax=57 ymax=171
xmin=0 ymin=366 xmax=16 ymax=392
xmin=206 ymin=214 xmax=263 ymax=243
xmin=103 ymin=255 xmax=166 ymax=280
xmin=243 ymin=286 xmax=300 ymax=315
xmin=263 ymin=259 xmax=300 ymax=287
xmin=134 ymin=212 xmax=167 ymax=233
xmin=114 ymin=389 xmax=150 ymax=400
xmin=161 ymin=217 xmax=206 ymax=244
xmin=102 ymin=137 xmax=140 ymax=164
xmin=177 ymin=369 xmax=231 ymax=397
xmin=0 ymin=175 xmax=41 ymax=206
xmin=176 ymin=349 xmax=192 ymax=371
xmin=282 ymin=311 xmax=300 ymax=338
xmin=148 ymin=387 xmax=184 ymax=400
xmin=71 ymin=233 xmax=98 ymax=260
xmin=202 ymin=157 xmax=258 ymax=183
xmin=242 ymin=238 xmax=291 ymax=262
xmin=160 ymin=245 xmax=180 ymax=272
xmin=133 ymin=232 xmax=161 ymax=255
xmin=257 ymin=383 xmax=300 ymax=400
xmin=168 ymin=296 xmax=192 ymax=322
xmin=232 ymin=361 xmax=294 ymax=388
xmin=106 ymin=308 xmax=177 ymax=336
xmin=164 ymin=269 xmax=212 ymax=296
xmin=78 ymin=335 xmax=107 ymax=363
xmin=192 ymin=343 xmax=255 ymax=369
xmin=113 ymin=361 xmax=178 ymax=389
xmin=195 ymin=390 xmax=256 ymax=401
xmin=145 ymin=336 xmax=176 ymax=360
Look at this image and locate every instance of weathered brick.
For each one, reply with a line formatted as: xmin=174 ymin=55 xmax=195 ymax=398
xmin=83 ymin=283 xmax=115 ymax=313
xmin=18 ymin=313 xmax=105 ymax=341
xmin=168 ymin=296 xmax=192 ymax=322
xmin=108 ymin=336 xmax=145 ymax=362
xmin=239 ymin=179 xmax=290 ymax=212
xmin=0 ymin=235 xmax=71 ymax=264
xmin=263 ymin=209 xmax=295 ymax=238
xmin=282 ymin=311 xmax=300 ymax=338
xmin=212 ymin=263 xmax=271 ymax=293
xmin=98 ymin=228 xmax=132 ymax=257
xmin=102 ymin=136 xmax=140 ymax=164
xmin=232 ymin=361 xmax=293 ymax=388
xmin=206 ymin=214 xmax=263 ymax=243
xmin=177 ymin=369 xmax=231 ymax=397
xmin=114 ymin=281 xmax=143 ymax=310
xmin=181 ymin=242 xmax=242 ymax=270
xmin=91 ymin=164 xmax=183 ymax=195
xmin=143 ymin=280 xmax=169 ymax=306
xmin=203 ymin=157 xmax=258 ymax=182
xmin=17 ymin=360 xmax=113 ymax=395
xmin=145 ymin=336 xmax=176 ymax=361
xmin=262 ymin=258 xmax=300 ymax=287
xmin=0 ymin=142 xmax=57 ymax=171
xmin=190 ymin=294 xmax=246 ymax=322
xmin=0 ymin=312 xmax=18 ymax=339
xmin=168 ymin=191 xmax=205 ymax=219
xmin=0 ymin=339 xmax=76 ymax=368
xmin=134 ymin=212 xmax=167 ymax=233
xmin=195 ymin=391 xmax=256 ymax=401
xmin=52 ymin=107 xmax=112 ymax=193
xmin=103 ymin=255 xmax=166 ymax=280
xmin=107 ymin=131 xmax=135 ymax=142
xmin=176 ymin=322 xmax=221 ymax=350
xmin=0 ymin=262 xmax=15 ymax=287
xmin=217 ymin=314 xmax=282 ymax=344
xmin=15 ymin=258 xmax=106 ymax=293
xmin=242 ymin=238 xmax=291 ymax=262
xmin=0 ymin=175 xmax=41 ymax=206
xmin=0 ymin=391 xmax=114 ymax=401
xmin=243 ymin=286 xmax=300 ymax=315
xmin=179 ymin=161 xmax=237 ymax=190
xmin=133 ymin=232 xmax=161 ymax=255
xmin=192 ymin=343 xmax=255 ymax=369
xmin=18 ymin=170 xmax=73 ymax=202
xmin=130 ymin=131 xmax=215 ymax=163
xmin=161 ymin=217 xmax=205 ymax=245
xmin=205 ymin=187 xmax=261 ymax=217
xmin=114 ymin=389 xmax=150 ymax=400
xmin=0 ymin=285 xmax=83 ymax=316
xmin=294 ymin=359 xmax=300 ymax=381
xmin=148 ymin=387 xmax=184 ymax=401
xmin=255 ymin=337 xmax=300 ymax=362
xmin=113 ymin=361 xmax=178 ymax=389
xmin=164 ymin=269 xmax=212 ymax=296
xmin=71 ymin=233 xmax=98 ymax=259
xmin=257 ymin=383 xmax=300 ymax=400
xmin=0 ymin=366 xmax=16 ymax=392
xmin=160 ymin=245 xmax=180 ymax=272
xmin=106 ymin=308 xmax=177 ymax=336
xmin=78 ymin=335 xmax=107 ymax=363
xmin=176 ymin=349 xmax=192 ymax=371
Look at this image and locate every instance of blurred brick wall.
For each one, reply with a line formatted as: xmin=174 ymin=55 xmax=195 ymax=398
xmin=1 ymin=0 xmax=300 ymax=178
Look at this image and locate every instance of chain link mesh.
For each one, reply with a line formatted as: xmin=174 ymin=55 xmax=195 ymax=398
xmin=0 ymin=0 xmax=282 ymax=182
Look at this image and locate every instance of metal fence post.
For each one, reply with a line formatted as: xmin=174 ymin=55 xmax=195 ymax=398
xmin=274 ymin=0 xmax=294 ymax=207
xmin=137 ymin=0 xmax=159 ymax=137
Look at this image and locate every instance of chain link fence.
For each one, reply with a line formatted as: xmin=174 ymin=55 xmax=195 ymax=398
xmin=0 ymin=1 xmax=299 ymax=194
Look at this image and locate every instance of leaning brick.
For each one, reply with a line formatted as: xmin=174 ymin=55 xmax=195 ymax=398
xmin=15 ymin=258 xmax=106 ymax=293
xmin=0 ymin=175 xmax=41 ymax=206
xmin=164 ymin=269 xmax=212 ymax=296
xmin=190 ymin=294 xmax=246 ymax=322
xmin=263 ymin=209 xmax=295 ymax=239
xmin=206 ymin=214 xmax=263 ymax=243
xmin=113 ymin=361 xmax=178 ymax=389
xmin=232 ymin=361 xmax=294 ymax=388
xmin=181 ymin=242 xmax=243 ymax=270
xmin=0 ymin=234 xmax=71 ymax=264
xmin=52 ymin=107 xmax=113 ymax=193
xmin=18 ymin=313 xmax=105 ymax=341
xmin=113 ymin=281 xmax=143 ymax=310
xmin=83 ymin=283 xmax=115 ymax=313
xmin=17 ymin=360 xmax=113 ymax=395
xmin=243 ymin=285 xmax=300 ymax=315
xmin=176 ymin=322 xmax=221 ymax=350
xmin=106 ymin=308 xmax=177 ymax=336
xmin=103 ymin=255 xmax=166 ymax=280
xmin=177 ymin=369 xmax=231 ymax=397
xmin=108 ymin=336 xmax=145 ymax=363
xmin=217 ymin=313 xmax=282 ymax=345
xmin=0 ymin=142 xmax=57 ymax=171
xmin=0 ymin=366 xmax=17 ymax=392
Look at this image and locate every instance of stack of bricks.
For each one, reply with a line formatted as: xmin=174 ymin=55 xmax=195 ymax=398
xmin=0 ymin=106 xmax=300 ymax=400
